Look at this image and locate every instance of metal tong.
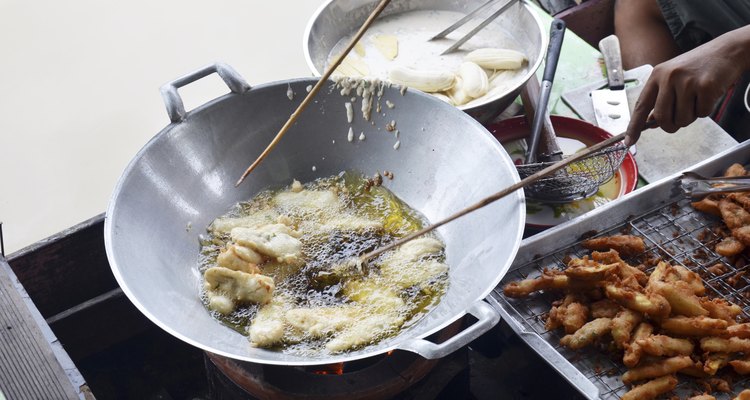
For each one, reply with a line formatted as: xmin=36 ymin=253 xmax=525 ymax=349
xmin=430 ymin=0 xmax=521 ymax=55
xmin=681 ymin=171 xmax=750 ymax=199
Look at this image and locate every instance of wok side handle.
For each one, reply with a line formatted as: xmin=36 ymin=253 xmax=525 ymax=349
xmin=394 ymin=300 xmax=500 ymax=359
xmin=159 ymin=62 xmax=251 ymax=123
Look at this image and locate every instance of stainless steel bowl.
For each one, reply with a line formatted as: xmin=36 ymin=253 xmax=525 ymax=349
xmin=104 ymin=63 xmax=525 ymax=365
xmin=303 ymin=0 xmax=546 ymax=122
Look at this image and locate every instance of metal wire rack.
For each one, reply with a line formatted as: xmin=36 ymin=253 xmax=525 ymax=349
xmin=496 ymin=196 xmax=750 ymax=399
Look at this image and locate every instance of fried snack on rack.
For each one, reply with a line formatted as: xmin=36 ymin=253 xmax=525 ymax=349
xmin=718 ymin=199 xmax=750 ymax=230
xmin=724 ymin=163 xmax=748 ymax=177
xmin=623 ymin=322 xmax=654 ymax=367
xmin=726 ymin=322 xmax=750 ymax=338
xmin=709 ymin=378 xmax=731 ymax=393
xmin=502 ymin=268 xmax=566 ymax=298
xmin=732 ymin=225 xmax=750 ymax=246
xmin=729 ymin=192 xmax=750 ymax=209
xmin=621 ymin=355 xmax=693 ymax=384
xmin=646 ymin=261 xmax=705 ymax=296
xmin=679 ymin=361 xmax=710 ymax=378
xmin=591 ymin=250 xmax=649 ymax=285
xmin=581 ymin=235 xmax=645 ymax=257
xmin=650 ymin=280 xmax=709 ymax=317
xmin=546 ymin=294 xmax=589 ymax=334
xmin=692 ymin=195 xmax=722 ymax=217
xmin=729 ymin=357 xmax=750 ymax=374
xmin=715 ymin=236 xmax=745 ymax=256
xmin=564 ymin=256 xmax=618 ymax=281
xmin=636 ymin=334 xmax=694 ymax=357
xmin=689 ymin=394 xmax=717 ymax=400
xmin=703 ymin=352 xmax=730 ymax=376
xmin=611 ymin=309 xmax=642 ymax=349
xmin=621 ymin=375 xmax=678 ymax=400
xmin=700 ymin=336 xmax=750 ymax=353
xmin=605 ymin=282 xmax=671 ymax=319
xmin=667 ymin=264 xmax=706 ymax=295
xmin=559 ymin=317 xmax=612 ymax=350
xmin=701 ymin=298 xmax=742 ymax=323
xmin=502 ymin=268 xmax=599 ymax=298
xmin=735 ymin=389 xmax=750 ymax=400
xmin=590 ymin=298 xmax=622 ymax=318
xmin=660 ymin=316 xmax=729 ymax=337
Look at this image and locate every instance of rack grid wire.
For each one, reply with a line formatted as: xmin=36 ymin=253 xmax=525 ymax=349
xmin=497 ymin=197 xmax=750 ymax=399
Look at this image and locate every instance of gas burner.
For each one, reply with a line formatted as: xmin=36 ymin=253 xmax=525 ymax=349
xmin=204 ymin=320 xmax=468 ymax=400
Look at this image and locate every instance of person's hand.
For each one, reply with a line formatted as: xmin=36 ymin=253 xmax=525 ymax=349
xmin=624 ymin=26 xmax=750 ymax=146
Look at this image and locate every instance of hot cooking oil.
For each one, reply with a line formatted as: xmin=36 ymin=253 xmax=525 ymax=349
xmin=198 ymin=171 xmax=448 ymax=354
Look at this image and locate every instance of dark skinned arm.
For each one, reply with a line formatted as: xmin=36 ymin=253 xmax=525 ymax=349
xmin=624 ymin=25 xmax=750 ymax=146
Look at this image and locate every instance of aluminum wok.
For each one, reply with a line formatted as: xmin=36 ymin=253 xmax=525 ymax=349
xmin=104 ymin=63 xmax=525 ymax=365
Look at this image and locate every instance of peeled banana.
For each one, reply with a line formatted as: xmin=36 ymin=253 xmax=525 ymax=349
xmin=457 ymin=62 xmax=489 ymax=98
xmin=430 ymin=92 xmax=455 ymax=105
xmin=388 ymin=66 xmax=455 ymax=93
xmin=464 ymin=48 xmax=526 ymax=70
xmin=446 ymin=76 xmax=472 ymax=106
xmin=371 ymin=34 xmax=398 ymax=60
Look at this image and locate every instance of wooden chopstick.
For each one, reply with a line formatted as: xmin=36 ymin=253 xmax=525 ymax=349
xmin=357 ymin=118 xmax=658 ymax=262
xmin=357 ymin=132 xmax=629 ymax=262
xmin=235 ymin=0 xmax=392 ymax=187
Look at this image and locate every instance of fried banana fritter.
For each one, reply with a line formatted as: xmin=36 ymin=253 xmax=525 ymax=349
xmin=701 ymin=298 xmax=743 ymax=322
xmin=703 ymin=352 xmax=730 ymax=376
xmin=661 ymin=316 xmax=729 ymax=337
xmin=688 ymin=394 xmax=717 ymax=400
xmin=591 ymin=250 xmax=648 ymax=286
xmin=724 ymin=163 xmax=747 ymax=177
xmin=565 ymin=257 xmax=617 ymax=281
xmin=718 ymin=199 xmax=750 ymax=230
xmin=590 ymin=298 xmax=622 ymax=318
xmin=611 ymin=309 xmax=641 ymax=349
xmin=729 ymin=357 xmax=750 ymax=375
xmin=727 ymin=322 xmax=750 ymax=338
xmin=637 ymin=334 xmax=694 ymax=357
xmin=546 ymin=294 xmax=589 ymax=334
xmin=621 ymin=375 xmax=677 ymax=400
xmin=715 ymin=236 xmax=745 ymax=257
xmin=623 ymin=322 xmax=653 ymax=368
xmin=691 ymin=195 xmax=721 ymax=217
xmin=581 ymin=235 xmax=645 ymax=257
xmin=621 ymin=356 xmax=693 ymax=384
xmin=650 ymin=280 xmax=709 ymax=317
xmin=732 ymin=225 xmax=750 ymax=246
xmin=700 ymin=336 xmax=750 ymax=353
xmin=559 ymin=317 xmax=612 ymax=350
xmin=503 ymin=228 xmax=750 ymax=396
xmin=605 ymin=283 xmax=671 ymax=319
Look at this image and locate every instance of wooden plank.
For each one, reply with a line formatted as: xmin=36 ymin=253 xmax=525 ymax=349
xmin=0 ymin=256 xmax=84 ymax=399
xmin=7 ymin=214 xmax=117 ymax=318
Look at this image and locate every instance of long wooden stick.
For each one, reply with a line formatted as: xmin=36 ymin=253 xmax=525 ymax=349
xmin=236 ymin=0 xmax=392 ymax=187
xmin=358 ymin=132 xmax=628 ymax=262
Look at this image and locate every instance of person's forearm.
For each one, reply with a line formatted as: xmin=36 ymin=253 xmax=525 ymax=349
xmin=712 ymin=24 xmax=750 ymax=72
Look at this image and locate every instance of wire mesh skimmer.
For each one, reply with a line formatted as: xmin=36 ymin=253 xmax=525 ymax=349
xmin=517 ymin=143 xmax=629 ymax=203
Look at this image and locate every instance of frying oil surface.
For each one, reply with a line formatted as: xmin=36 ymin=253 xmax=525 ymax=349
xmin=199 ymin=172 xmax=449 ymax=355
